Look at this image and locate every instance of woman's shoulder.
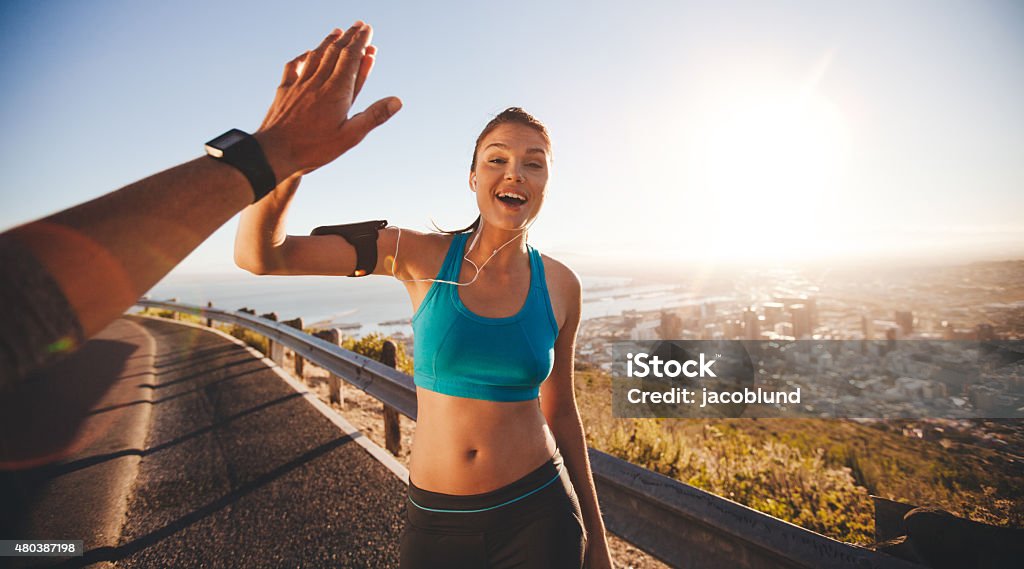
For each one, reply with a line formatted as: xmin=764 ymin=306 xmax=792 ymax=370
xmin=380 ymin=227 xmax=454 ymax=254
xmin=538 ymin=252 xmax=582 ymax=300
xmin=381 ymin=227 xmax=455 ymax=280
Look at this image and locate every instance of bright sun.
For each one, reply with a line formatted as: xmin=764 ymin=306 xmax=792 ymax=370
xmin=698 ymin=88 xmax=850 ymax=261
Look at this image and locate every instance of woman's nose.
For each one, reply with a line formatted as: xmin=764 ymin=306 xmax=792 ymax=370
xmin=504 ymin=162 xmax=525 ymax=181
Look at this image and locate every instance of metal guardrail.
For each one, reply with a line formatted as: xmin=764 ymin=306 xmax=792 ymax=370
xmin=138 ymin=299 xmax=417 ymax=420
xmin=135 ymin=299 xmax=923 ymax=569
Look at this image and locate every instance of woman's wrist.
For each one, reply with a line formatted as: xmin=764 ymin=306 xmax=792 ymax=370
xmin=585 ymin=534 xmax=614 ymax=568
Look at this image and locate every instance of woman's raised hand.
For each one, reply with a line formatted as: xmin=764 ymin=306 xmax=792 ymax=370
xmin=255 ymin=21 xmax=401 ymax=181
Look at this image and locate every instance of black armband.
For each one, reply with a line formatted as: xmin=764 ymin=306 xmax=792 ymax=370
xmin=310 ymin=220 xmax=387 ymax=277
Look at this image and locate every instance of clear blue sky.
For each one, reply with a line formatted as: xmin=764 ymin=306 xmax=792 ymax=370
xmin=1 ymin=0 xmax=1022 ymax=277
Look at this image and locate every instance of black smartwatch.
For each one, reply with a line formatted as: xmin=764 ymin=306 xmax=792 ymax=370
xmin=204 ymin=129 xmax=277 ymax=202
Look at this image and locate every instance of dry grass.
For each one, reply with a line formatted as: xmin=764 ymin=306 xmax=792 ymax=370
xmin=574 ymin=368 xmax=1024 ymax=545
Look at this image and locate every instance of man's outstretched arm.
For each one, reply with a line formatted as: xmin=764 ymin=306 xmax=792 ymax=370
xmin=0 ymin=21 xmax=401 ymax=387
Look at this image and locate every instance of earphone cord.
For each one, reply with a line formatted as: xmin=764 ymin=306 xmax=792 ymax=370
xmin=390 ymin=219 xmax=535 ymax=287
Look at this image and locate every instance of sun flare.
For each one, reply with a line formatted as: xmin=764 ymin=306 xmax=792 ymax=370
xmin=698 ymin=88 xmax=850 ymax=260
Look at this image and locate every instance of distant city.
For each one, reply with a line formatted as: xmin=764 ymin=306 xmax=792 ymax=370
xmin=582 ymin=260 xmax=1024 ymax=343
xmin=580 ymin=260 xmax=1024 ymax=420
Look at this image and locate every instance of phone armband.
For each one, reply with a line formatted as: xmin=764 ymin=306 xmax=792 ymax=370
xmin=310 ymin=220 xmax=387 ymax=277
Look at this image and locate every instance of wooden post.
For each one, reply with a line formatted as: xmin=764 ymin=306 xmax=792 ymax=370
xmin=283 ymin=317 xmax=304 ymax=379
xmin=381 ymin=340 xmax=402 ymax=456
xmin=206 ymin=301 xmax=213 ymax=328
xmin=328 ymin=376 xmax=341 ymax=406
xmin=260 ymin=312 xmax=281 ymax=363
xmin=316 ymin=329 xmax=344 ymax=406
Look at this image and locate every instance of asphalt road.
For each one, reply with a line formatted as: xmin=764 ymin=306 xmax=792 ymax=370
xmin=3 ymin=316 xmax=407 ymax=568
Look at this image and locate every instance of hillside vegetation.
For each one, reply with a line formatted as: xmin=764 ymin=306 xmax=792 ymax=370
xmin=573 ymin=368 xmax=1024 ymax=544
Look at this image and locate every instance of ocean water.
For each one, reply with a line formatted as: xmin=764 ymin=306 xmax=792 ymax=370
xmin=145 ymin=273 xmax=417 ymax=336
xmin=144 ymin=272 xmax=730 ymax=336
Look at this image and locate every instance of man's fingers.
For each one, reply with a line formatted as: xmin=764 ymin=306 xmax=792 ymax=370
xmin=353 ymin=45 xmax=377 ymax=100
xmin=281 ymin=53 xmax=307 ymax=88
xmin=260 ymin=22 xmax=396 ymax=173
xmin=313 ymin=22 xmax=364 ymax=85
xmin=300 ymin=27 xmax=344 ymax=82
xmin=262 ymin=52 xmax=309 ymax=129
xmin=300 ymin=29 xmax=340 ymax=80
xmin=343 ymin=96 xmax=402 ymax=144
xmin=315 ymin=27 xmax=344 ymax=54
xmin=331 ymin=24 xmax=373 ymax=95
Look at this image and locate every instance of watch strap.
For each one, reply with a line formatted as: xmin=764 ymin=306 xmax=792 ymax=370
xmin=205 ymin=129 xmax=277 ymax=202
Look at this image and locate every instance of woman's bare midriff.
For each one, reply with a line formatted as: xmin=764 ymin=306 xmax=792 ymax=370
xmin=408 ymin=387 xmax=558 ymax=495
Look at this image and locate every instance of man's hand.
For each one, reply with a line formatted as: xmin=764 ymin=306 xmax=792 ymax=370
xmin=255 ymin=21 xmax=402 ymax=180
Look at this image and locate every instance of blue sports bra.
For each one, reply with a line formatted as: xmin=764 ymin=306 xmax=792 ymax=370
xmin=411 ymin=232 xmax=559 ymax=402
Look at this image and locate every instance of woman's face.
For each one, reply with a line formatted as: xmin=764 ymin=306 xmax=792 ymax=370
xmin=470 ymin=123 xmax=550 ymax=232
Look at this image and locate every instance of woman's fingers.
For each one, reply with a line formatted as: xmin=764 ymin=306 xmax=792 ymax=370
xmin=353 ymin=45 xmax=377 ymax=100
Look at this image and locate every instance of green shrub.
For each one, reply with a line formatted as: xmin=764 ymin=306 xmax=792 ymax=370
xmin=341 ymin=332 xmax=414 ymax=375
xmin=219 ymin=324 xmax=269 ymax=354
xmin=138 ymin=306 xmax=205 ymax=325
xmin=595 ymin=418 xmax=874 ymax=543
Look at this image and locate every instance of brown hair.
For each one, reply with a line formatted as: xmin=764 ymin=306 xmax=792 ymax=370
xmin=435 ymin=107 xmax=551 ymax=235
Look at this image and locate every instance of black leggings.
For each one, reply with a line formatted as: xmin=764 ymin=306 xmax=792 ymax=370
xmin=399 ymin=448 xmax=587 ymax=568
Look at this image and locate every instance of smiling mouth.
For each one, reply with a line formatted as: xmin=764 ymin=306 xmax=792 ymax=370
xmin=496 ymin=191 xmax=527 ymax=206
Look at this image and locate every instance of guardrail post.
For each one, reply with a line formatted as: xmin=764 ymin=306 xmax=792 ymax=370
xmin=283 ymin=317 xmax=305 ymax=379
xmin=381 ymin=340 xmax=402 ymax=456
xmin=315 ymin=329 xmax=344 ymax=406
xmin=206 ymin=301 xmax=213 ymax=327
xmin=872 ymin=495 xmax=916 ymax=543
xmin=260 ymin=312 xmax=281 ymax=363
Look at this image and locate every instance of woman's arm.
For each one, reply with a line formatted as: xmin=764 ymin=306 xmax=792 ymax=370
xmin=234 ymin=26 xmax=435 ymax=279
xmin=233 ymin=175 xmax=437 ymax=278
xmin=235 ymin=26 xmax=398 ymax=277
xmin=540 ymin=271 xmax=615 ymax=569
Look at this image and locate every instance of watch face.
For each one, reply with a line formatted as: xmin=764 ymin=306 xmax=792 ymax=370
xmin=205 ymin=129 xmax=248 ymax=157
xmin=214 ymin=129 xmax=248 ymax=148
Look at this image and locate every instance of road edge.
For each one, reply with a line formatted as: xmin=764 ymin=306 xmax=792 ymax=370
xmin=129 ymin=313 xmax=411 ymax=485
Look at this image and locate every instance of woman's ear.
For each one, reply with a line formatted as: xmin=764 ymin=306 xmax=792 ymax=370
xmin=469 ymin=172 xmax=477 ymax=192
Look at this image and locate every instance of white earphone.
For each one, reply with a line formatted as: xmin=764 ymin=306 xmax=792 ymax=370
xmin=390 ymin=216 xmax=536 ymax=287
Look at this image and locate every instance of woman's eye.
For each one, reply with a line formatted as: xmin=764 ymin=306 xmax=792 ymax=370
xmin=489 ymin=158 xmax=507 ymax=164
xmin=528 ymin=163 xmax=543 ymax=168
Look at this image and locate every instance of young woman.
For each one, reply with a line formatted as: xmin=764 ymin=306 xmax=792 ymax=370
xmin=235 ymin=28 xmax=613 ymax=569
